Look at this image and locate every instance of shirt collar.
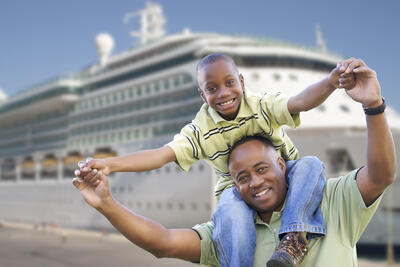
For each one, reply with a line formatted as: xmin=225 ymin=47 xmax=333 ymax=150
xmin=255 ymin=198 xmax=287 ymax=226
xmin=207 ymin=92 xmax=253 ymax=124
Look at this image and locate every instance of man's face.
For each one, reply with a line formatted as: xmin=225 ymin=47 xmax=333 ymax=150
xmin=197 ymin=58 xmax=245 ymax=121
xmin=228 ymin=140 xmax=287 ymax=221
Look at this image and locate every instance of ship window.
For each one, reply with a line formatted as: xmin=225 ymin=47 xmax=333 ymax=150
xmin=183 ymin=74 xmax=192 ymax=84
xmin=129 ymin=88 xmax=134 ymax=98
xmin=154 ymin=81 xmax=160 ymax=92
xmin=317 ymin=105 xmax=326 ymax=112
xmin=326 ymin=148 xmax=355 ymax=174
xmin=137 ymin=87 xmax=142 ymax=96
xmin=145 ymin=84 xmax=151 ymax=95
xmin=191 ymin=202 xmax=198 ymax=210
xmin=289 ymin=74 xmax=298 ymax=81
xmin=179 ymin=202 xmax=185 ymax=210
xmin=119 ymin=186 xmax=124 ymax=193
xmin=146 ymin=202 xmax=152 ymax=209
xmin=156 ymin=202 xmax=162 ymax=209
xmin=136 ymin=201 xmax=142 ymax=208
xmin=252 ymin=72 xmax=260 ymax=81
xmin=165 ymin=166 xmax=170 ymax=173
xmin=174 ymin=76 xmax=180 ymax=87
xmin=340 ymin=104 xmax=350 ymax=113
xmin=167 ymin=202 xmax=172 ymax=209
xmin=273 ymin=73 xmax=281 ymax=81
xmin=1 ymin=158 xmax=17 ymax=181
xmin=163 ymin=79 xmax=170 ymax=90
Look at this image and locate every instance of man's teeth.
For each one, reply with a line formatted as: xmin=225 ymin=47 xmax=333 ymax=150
xmin=256 ymin=188 xmax=270 ymax=197
xmin=220 ymin=99 xmax=234 ymax=106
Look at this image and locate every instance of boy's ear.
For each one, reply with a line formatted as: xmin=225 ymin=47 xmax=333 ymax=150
xmin=239 ymin=74 xmax=245 ymax=91
xmin=198 ymin=87 xmax=208 ymax=104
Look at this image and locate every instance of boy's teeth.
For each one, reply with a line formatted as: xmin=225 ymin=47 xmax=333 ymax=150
xmin=256 ymin=188 xmax=270 ymax=197
xmin=220 ymin=99 xmax=233 ymax=106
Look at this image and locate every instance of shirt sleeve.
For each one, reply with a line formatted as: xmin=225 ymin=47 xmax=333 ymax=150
xmin=192 ymin=221 xmax=220 ymax=267
xmin=166 ymin=123 xmax=202 ymax=171
xmin=260 ymin=92 xmax=300 ymax=128
xmin=324 ymin=169 xmax=383 ymax=247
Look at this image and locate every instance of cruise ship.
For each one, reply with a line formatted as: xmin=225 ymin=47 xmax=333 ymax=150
xmin=0 ymin=2 xmax=399 ymax=250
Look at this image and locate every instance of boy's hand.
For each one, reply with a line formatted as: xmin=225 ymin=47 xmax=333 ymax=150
xmin=72 ymin=170 xmax=113 ymax=210
xmin=328 ymin=58 xmax=357 ymax=90
xmin=75 ymin=158 xmax=111 ymax=181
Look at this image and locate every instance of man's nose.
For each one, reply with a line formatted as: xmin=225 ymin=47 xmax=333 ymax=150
xmin=249 ymin=174 xmax=263 ymax=188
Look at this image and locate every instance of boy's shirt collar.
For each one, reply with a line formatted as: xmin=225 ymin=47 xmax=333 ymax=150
xmin=207 ymin=92 xmax=253 ymax=124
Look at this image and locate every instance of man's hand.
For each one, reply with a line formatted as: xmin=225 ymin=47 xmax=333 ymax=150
xmin=72 ymin=170 xmax=113 ymax=210
xmin=341 ymin=59 xmax=382 ymax=108
xmin=328 ymin=58 xmax=357 ymax=90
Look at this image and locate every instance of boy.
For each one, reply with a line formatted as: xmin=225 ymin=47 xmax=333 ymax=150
xmin=77 ymin=53 xmax=355 ymax=267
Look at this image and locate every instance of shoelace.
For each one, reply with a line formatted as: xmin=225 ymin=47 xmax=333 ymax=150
xmin=276 ymin=233 xmax=308 ymax=264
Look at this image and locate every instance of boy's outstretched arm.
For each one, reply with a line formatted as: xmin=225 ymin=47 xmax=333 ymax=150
xmin=72 ymin=171 xmax=201 ymax=262
xmin=77 ymin=145 xmax=176 ymax=178
xmin=287 ymin=58 xmax=357 ymax=115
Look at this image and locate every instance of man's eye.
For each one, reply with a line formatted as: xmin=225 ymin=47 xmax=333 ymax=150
xmin=238 ymin=176 xmax=249 ymax=184
xmin=257 ymin=167 xmax=266 ymax=173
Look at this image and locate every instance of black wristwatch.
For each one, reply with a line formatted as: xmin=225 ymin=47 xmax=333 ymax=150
xmin=363 ymin=97 xmax=386 ymax=115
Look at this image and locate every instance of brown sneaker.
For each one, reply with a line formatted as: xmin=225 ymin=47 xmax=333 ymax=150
xmin=266 ymin=232 xmax=308 ymax=267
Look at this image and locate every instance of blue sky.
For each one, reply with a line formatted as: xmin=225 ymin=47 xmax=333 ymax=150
xmin=1 ymin=0 xmax=399 ymax=112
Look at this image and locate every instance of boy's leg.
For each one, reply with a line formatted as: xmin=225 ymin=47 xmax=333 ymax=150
xmin=212 ymin=186 xmax=256 ymax=267
xmin=268 ymin=156 xmax=326 ymax=267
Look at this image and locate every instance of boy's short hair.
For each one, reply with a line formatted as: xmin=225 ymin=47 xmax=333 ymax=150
xmin=227 ymin=135 xmax=274 ymax=165
xmin=196 ymin=53 xmax=238 ymax=72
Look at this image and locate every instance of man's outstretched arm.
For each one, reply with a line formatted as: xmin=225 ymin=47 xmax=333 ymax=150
xmin=343 ymin=59 xmax=396 ymax=206
xmin=72 ymin=172 xmax=201 ymax=262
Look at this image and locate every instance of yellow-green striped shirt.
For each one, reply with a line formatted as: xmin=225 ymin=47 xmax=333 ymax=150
xmin=167 ymin=90 xmax=300 ymax=198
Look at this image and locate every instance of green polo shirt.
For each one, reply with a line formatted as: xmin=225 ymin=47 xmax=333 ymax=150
xmin=193 ymin=169 xmax=383 ymax=267
xmin=167 ymin=91 xmax=300 ymax=197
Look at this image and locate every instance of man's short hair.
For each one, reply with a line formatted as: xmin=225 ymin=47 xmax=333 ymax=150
xmin=227 ymin=135 xmax=274 ymax=165
xmin=196 ymin=53 xmax=237 ymax=72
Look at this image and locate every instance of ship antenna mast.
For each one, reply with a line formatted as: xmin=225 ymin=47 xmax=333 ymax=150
xmin=315 ymin=24 xmax=327 ymax=52
xmin=124 ymin=1 xmax=166 ymax=44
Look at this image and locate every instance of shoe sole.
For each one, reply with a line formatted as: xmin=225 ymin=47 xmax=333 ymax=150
xmin=266 ymin=251 xmax=296 ymax=267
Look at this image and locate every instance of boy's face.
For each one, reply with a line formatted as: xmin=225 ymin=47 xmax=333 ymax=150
xmin=197 ymin=59 xmax=245 ymax=121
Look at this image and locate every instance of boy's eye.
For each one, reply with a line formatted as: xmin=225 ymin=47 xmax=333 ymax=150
xmin=206 ymin=87 xmax=217 ymax=93
xmin=226 ymin=80 xmax=235 ymax=86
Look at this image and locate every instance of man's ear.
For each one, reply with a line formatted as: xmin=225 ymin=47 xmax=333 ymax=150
xmin=239 ymin=74 xmax=245 ymax=91
xmin=277 ymin=157 xmax=286 ymax=174
xmin=198 ymin=88 xmax=207 ymax=104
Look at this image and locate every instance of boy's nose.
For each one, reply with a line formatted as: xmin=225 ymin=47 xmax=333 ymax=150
xmin=218 ymin=86 xmax=230 ymax=98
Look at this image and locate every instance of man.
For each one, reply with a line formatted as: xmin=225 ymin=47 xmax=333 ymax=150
xmin=73 ymin=59 xmax=395 ymax=266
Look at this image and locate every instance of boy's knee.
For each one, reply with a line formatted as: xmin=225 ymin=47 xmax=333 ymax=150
xmin=299 ymin=156 xmax=324 ymax=168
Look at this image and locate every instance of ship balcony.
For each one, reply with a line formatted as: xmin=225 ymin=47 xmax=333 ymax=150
xmin=0 ymin=93 xmax=79 ymax=124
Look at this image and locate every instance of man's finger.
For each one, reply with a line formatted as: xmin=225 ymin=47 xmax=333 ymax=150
xmin=345 ymin=60 xmax=364 ymax=74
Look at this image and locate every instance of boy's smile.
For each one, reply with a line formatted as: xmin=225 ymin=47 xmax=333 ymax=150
xmin=197 ymin=58 xmax=245 ymax=121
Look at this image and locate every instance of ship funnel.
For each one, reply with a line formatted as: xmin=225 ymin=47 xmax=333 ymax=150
xmin=95 ymin=33 xmax=115 ymax=66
